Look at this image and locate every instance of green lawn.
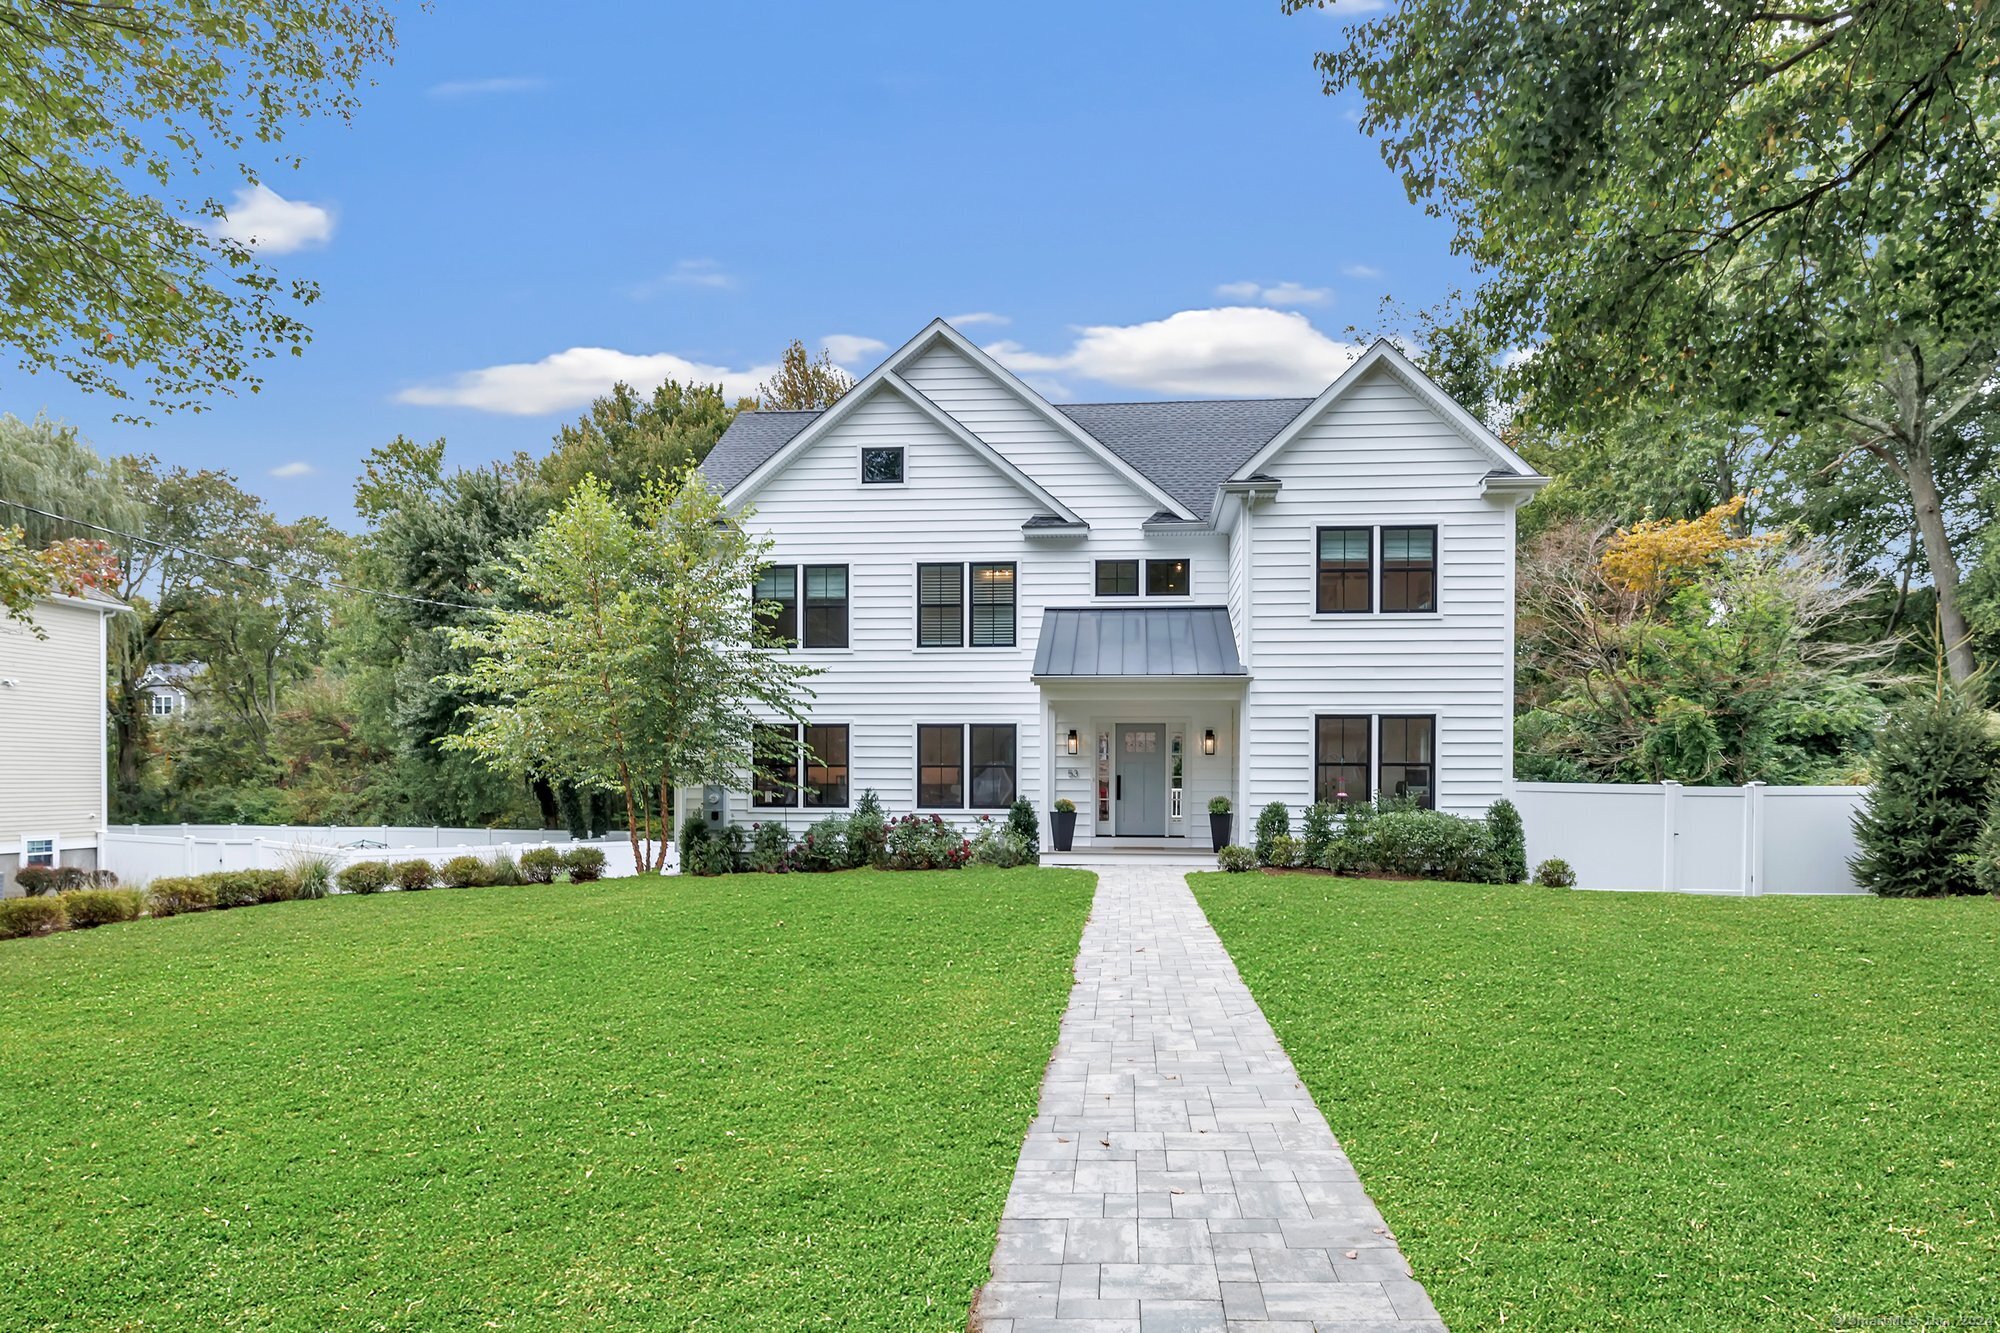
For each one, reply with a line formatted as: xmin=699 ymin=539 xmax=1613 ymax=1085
xmin=1191 ymin=874 xmax=2000 ymax=1332
xmin=0 ymin=869 xmax=1093 ymax=1330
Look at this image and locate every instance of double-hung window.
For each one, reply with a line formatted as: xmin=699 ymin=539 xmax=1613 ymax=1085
xmin=22 ymin=837 xmax=56 ymax=869
xmin=149 ymin=694 xmax=176 ymax=717
xmin=802 ymin=565 xmax=849 ymax=648
xmin=1380 ymin=716 xmax=1435 ymax=808
xmin=753 ymin=722 xmax=850 ymax=808
xmin=754 ymin=566 xmax=798 ymax=645
xmin=1381 ymin=527 xmax=1437 ymax=613
xmin=1312 ymin=714 xmax=1438 ymax=808
xmin=917 ymin=723 xmax=1017 ymax=809
xmin=1315 ymin=526 xmax=1440 ymax=614
xmin=1314 ymin=716 xmax=1371 ymax=805
xmin=917 ymin=564 xmax=963 ymax=647
xmin=916 ymin=563 xmax=1016 ymax=648
xmin=1316 ymin=528 xmax=1372 ymax=614
xmin=970 ymin=564 xmax=1016 ymax=647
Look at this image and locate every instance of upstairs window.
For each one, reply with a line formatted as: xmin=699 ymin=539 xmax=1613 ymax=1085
xmin=1381 ymin=715 xmax=1436 ymax=809
xmin=1314 ymin=716 xmax=1371 ymax=805
xmin=1145 ymin=558 xmax=1191 ymax=596
xmin=754 ymin=566 xmax=798 ymax=645
xmin=1381 ymin=527 xmax=1437 ymax=613
xmin=803 ymin=565 xmax=849 ymax=648
xmin=1316 ymin=528 xmax=1372 ymax=614
xmin=918 ymin=564 xmax=964 ymax=647
xmin=149 ymin=694 xmax=177 ymax=717
xmin=860 ymin=446 xmax=905 ymax=485
xmin=970 ymin=564 xmax=1016 ymax=647
xmin=1095 ymin=560 xmax=1140 ymax=597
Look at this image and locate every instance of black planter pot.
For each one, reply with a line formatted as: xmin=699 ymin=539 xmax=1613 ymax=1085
xmin=1050 ymin=809 xmax=1077 ymax=853
xmin=1209 ymin=812 xmax=1233 ymax=851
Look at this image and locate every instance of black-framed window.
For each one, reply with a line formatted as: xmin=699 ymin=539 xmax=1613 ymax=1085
xmin=861 ymin=446 xmax=905 ymax=485
xmin=1381 ymin=715 xmax=1436 ymax=808
xmin=1381 ymin=527 xmax=1437 ymax=613
xmin=803 ymin=723 xmax=850 ymax=807
xmin=1314 ymin=715 xmax=1371 ymax=805
xmin=969 ymin=724 xmax=1018 ymax=808
xmin=971 ymin=564 xmax=1016 ymax=647
xmin=918 ymin=564 xmax=963 ymax=647
xmin=803 ymin=565 xmax=849 ymax=648
xmin=1316 ymin=528 xmax=1372 ymax=614
xmin=917 ymin=724 xmax=964 ymax=808
xmin=752 ymin=722 xmax=799 ymax=808
xmin=754 ymin=566 xmax=798 ymax=645
xmin=1095 ymin=559 xmax=1139 ymax=597
xmin=1145 ymin=558 xmax=1191 ymax=596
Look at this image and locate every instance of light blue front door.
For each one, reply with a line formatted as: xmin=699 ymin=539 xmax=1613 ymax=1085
xmin=1115 ymin=724 xmax=1167 ymax=836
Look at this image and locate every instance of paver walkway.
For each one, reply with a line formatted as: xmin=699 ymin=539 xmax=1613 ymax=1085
xmin=970 ymin=864 xmax=1445 ymax=1333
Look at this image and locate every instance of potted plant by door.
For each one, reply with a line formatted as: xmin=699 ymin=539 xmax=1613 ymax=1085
xmin=1208 ymin=796 xmax=1233 ymax=851
xmin=1050 ymin=798 xmax=1078 ymax=853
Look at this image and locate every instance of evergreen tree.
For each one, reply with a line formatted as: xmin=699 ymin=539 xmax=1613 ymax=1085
xmin=1486 ymin=798 xmax=1528 ymax=884
xmin=1850 ymin=689 xmax=1999 ymax=897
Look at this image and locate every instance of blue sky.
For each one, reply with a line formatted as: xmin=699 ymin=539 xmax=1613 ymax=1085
xmin=23 ymin=0 xmax=1468 ymax=522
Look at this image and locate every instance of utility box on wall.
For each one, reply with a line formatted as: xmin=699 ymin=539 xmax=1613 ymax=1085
xmin=702 ymin=785 xmax=730 ymax=827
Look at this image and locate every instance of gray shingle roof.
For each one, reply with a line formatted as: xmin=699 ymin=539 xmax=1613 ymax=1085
xmin=1033 ymin=606 xmax=1245 ymax=678
xmin=699 ymin=396 xmax=1315 ymax=521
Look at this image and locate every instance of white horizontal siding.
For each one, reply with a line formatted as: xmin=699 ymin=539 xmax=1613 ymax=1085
xmin=0 ymin=600 xmax=107 ymax=845
xmin=1242 ymin=367 xmax=1516 ymax=818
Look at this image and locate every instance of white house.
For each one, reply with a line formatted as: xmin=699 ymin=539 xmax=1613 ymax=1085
xmin=693 ymin=319 xmax=1545 ymax=848
xmin=136 ymin=662 xmax=202 ymax=719
xmin=0 ymin=589 xmax=124 ymax=889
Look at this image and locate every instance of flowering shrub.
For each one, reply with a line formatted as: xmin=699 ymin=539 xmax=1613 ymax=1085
xmin=886 ymin=814 xmax=970 ymax=871
xmin=789 ymin=815 xmax=850 ymax=873
xmin=747 ymin=821 xmax=792 ymax=873
xmin=969 ymin=817 xmax=1034 ymax=868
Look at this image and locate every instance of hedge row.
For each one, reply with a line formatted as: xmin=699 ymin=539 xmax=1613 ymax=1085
xmin=679 ymin=791 xmax=1040 ymax=877
xmin=1222 ymin=797 xmax=1535 ymax=884
xmin=11 ymin=865 xmax=120 ymax=897
xmin=0 ymin=888 xmax=145 ymax=939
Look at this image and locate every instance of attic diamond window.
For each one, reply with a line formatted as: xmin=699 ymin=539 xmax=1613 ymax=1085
xmin=860 ymin=446 xmax=905 ymax=485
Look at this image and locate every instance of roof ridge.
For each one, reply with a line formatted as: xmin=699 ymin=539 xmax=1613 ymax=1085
xmin=1055 ymin=396 xmax=1317 ymax=408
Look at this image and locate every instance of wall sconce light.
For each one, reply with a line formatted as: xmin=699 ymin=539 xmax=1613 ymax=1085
xmin=1066 ymin=729 xmax=1080 ymax=756
xmin=1202 ymin=729 xmax=1216 ymax=756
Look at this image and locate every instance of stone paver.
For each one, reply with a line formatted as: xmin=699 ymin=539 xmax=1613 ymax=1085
xmin=970 ymin=865 xmax=1446 ymax=1333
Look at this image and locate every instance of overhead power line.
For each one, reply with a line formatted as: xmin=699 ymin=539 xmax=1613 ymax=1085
xmin=0 ymin=496 xmax=483 ymax=614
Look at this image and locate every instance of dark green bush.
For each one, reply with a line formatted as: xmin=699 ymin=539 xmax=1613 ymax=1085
xmin=789 ymin=816 xmax=849 ymax=872
xmin=1301 ymin=802 xmax=1337 ymax=866
xmin=847 ymin=790 xmax=889 ymax=869
xmin=681 ymin=828 xmax=739 ymax=877
xmin=0 ymin=895 xmax=67 ymax=937
xmin=439 ymin=855 xmax=491 ymax=888
xmin=562 ymin=846 xmax=607 ymax=882
xmin=1264 ymin=833 xmax=1300 ymax=868
xmin=1007 ymin=799 xmax=1040 ymax=859
xmin=1852 ymin=688 xmax=1999 ymax=896
xmin=212 ymin=870 xmax=292 ymax=908
xmin=1486 ymin=798 xmax=1528 ymax=883
xmin=390 ymin=859 xmax=435 ymax=891
xmin=13 ymin=866 xmax=57 ymax=897
xmin=747 ymin=821 xmax=792 ymax=873
xmin=61 ymin=888 xmax=144 ymax=928
xmin=1254 ymin=802 xmax=1292 ymax=866
xmin=337 ymin=860 xmax=392 ymax=894
xmin=518 ymin=847 xmax=561 ymax=884
xmin=147 ymin=876 xmax=216 ymax=916
xmin=1208 ymin=795 xmax=1231 ymax=816
xmin=1534 ymin=857 xmax=1577 ymax=888
xmin=1216 ymin=844 xmax=1257 ymax=873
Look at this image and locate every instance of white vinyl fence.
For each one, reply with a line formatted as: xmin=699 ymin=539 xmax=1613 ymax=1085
xmin=105 ymin=824 xmax=580 ymax=847
xmin=99 ymin=827 xmax=671 ymax=885
xmin=1513 ymin=781 xmax=1868 ymax=895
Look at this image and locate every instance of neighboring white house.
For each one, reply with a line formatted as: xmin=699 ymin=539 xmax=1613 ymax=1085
xmin=0 ymin=589 xmax=124 ymax=889
xmin=690 ymin=319 xmax=1546 ymax=847
xmin=137 ymin=662 xmax=203 ymax=719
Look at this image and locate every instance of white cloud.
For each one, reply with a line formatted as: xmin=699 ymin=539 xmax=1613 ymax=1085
xmin=268 ymin=461 xmax=315 ymax=478
xmin=428 ymin=75 xmax=547 ymax=99
xmin=210 ymin=184 xmax=335 ymax=253
xmin=946 ymin=311 xmax=1011 ymax=327
xmin=629 ymin=258 xmax=736 ymax=298
xmin=396 ymin=347 xmax=779 ymax=416
xmin=1214 ymin=280 xmax=1330 ymax=308
xmin=1340 ymin=263 xmax=1384 ymax=280
xmin=822 ymin=334 xmax=887 ymax=366
xmin=987 ymin=307 xmax=1363 ymax=397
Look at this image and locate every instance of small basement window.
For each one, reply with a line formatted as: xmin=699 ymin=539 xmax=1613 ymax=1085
xmin=860 ymin=446 xmax=905 ymax=485
xmin=23 ymin=837 xmax=56 ymax=868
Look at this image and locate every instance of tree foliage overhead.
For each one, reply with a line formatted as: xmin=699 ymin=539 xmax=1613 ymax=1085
xmin=0 ymin=0 xmax=400 ymax=418
xmin=1305 ymin=0 xmax=2000 ymax=678
xmin=757 ymin=341 xmax=854 ymax=411
xmin=539 ymin=378 xmax=741 ymax=509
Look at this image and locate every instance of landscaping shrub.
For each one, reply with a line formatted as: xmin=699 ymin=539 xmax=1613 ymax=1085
xmin=1356 ymin=808 xmax=1502 ymax=883
xmin=209 ymin=870 xmax=292 ymax=907
xmin=970 ymin=818 xmax=1034 ymax=868
xmin=1055 ymin=797 xmax=1077 ymax=814
xmin=1216 ymin=844 xmax=1257 ymax=873
xmin=13 ymin=866 xmax=57 ymax=897
xmin=1007 ymin=799 xmax=1040 ymax=859
xmin=1534 ymin=857 xmax=1577 ymax=888
xmin=1852 ymin=687 xmax=1999 ymax=896
xmin=87 ymin=869 xmax=119 ymax=888
xmin=1486 ymin=798 xmax=1528 ymax=883
xmin=1208 ymin=795 xmax=1231 ymax=816
xmin=518 ymin=847 xmax=562 ymax=885
xmin=147 ymin=876 xmax=216 ymax=916
xmin=391 ymin=859 xmax=436 ymax=891
xmin=54 ymin=866 xmax=90 ymax=892
xmin=0 ymin=895 xmax=67 ymax=938
xmin=847 ymin=790 xmax=890 ymax=869
xmin=337 ymin=860 xmax=392 ymax=895
xmin=439 ymin=855 xmax=491 ymax=888
xmin=285 ymin=850 xmax=337 ymax=900
xmin=1300 ymin=802 xmax=1337 ymax=867
xmin=562 ymin=846 xmax=607 ymax=883
xmin=484 ymin=851 xmax=524 ymax=886
xmin=1264 ymin=833 xmax=1301 ymax=869
xmin=249 ymin=869 xmax=297 ymax=904
xmin=789 ymin=816 xmax=849 ymax=873
xmin=61 ymin=888 xmax=143 ymax=928
xmin=886 ymin=814 xmax=969 ymax=871
xmin=747 ymin=821 xmax=792 ymax=873
xmin=680 ymin=829 xmax=740 ymax=877
xmin=1254 ymin=802 xmax=1291 ymax=866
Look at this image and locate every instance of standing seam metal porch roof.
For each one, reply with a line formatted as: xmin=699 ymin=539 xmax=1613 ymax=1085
xmin=1032 ymin=606 xmax=1245 ymax=678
